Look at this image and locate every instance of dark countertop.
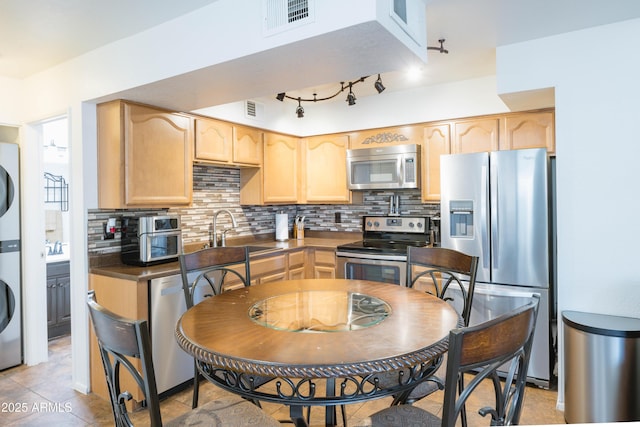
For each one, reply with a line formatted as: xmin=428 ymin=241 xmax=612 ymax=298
xmin=89 ymin=234 xmax=360 ymax=282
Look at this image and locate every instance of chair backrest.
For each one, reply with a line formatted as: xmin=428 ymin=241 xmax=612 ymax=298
xmin=179 ymin=246 xmax=251 ymax=308
xmin=441 ymin=295 xmax=540 ymax=427
xmin=406 ymin=246 xmax=479 ymax=326
xmin=87 ymin=290 xmax=162 ymax=427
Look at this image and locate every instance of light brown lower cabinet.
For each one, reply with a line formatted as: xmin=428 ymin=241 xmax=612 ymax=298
xmin=288 ymin=249 xmax=306 ymax=279
xmin=250 ymin=253 xmax=287 ymax=285
xmin=310 ymin=248 xmax=336 ymax=279
xmin=89 ymin=274 xmax=147 ymax=405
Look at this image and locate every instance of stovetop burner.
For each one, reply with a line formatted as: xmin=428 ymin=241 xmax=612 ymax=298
xmin=337 ymin=216 xmax=431 ymax=256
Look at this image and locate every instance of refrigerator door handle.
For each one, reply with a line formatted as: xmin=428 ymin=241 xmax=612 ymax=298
xmin=491 ymin=164 xmax=499 ymax=269
xmin=480 ymin=164 xmax=490 ymax=270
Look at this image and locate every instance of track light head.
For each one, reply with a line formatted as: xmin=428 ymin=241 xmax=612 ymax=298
xmin=296 ymin=98 xmax=304 ymax=118
xmin=276 ymin=92 xmax=286 ymax=101
xmin=374 ymin=74 xmax=385 ymax=93
xmin=346 ymin=84 xmax=356 ymax=106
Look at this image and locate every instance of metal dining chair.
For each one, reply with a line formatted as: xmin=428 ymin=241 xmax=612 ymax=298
xmin=178 ymin=246 xmax=273 ymax=409
xmin=379 ymin=246 xmax=480 ymax=409
xmin=359 ymin=295 xmax=540 ymax=427
xmin=87 ymin=290 xmax=281 ymax=427
xmin=406 ymin=246 xmax=479 ymax=327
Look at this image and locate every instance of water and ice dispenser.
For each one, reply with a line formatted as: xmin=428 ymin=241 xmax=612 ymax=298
xmin=449 ymin=200 xmax=474 ymax=238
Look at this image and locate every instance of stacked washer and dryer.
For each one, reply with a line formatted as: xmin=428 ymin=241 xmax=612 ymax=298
xmin=0 ymin=142 xmax=21 ymax=370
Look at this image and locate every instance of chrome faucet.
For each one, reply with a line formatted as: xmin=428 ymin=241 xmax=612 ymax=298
xmin=212 ymin=209 xmax=237 ymax=247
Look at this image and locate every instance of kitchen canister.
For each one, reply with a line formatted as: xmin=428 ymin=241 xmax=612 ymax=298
xmin=275 ymin=212 xmax=288 ymax=241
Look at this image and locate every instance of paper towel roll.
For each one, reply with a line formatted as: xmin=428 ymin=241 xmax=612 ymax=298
xmin=275 ymin=213 xmax=288 ymax=241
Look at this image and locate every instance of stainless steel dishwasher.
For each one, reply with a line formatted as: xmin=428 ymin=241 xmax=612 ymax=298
xmin=149 ymin=272 xmax=207 ymax=396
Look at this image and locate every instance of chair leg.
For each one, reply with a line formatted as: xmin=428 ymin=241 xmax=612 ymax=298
xmin=341 ymin=404 xmax=348 ymax=426
xmin=192 ymin=360 xmax=200 ymax=409
xmin=458 ymin=374 xmax=467 ymax=427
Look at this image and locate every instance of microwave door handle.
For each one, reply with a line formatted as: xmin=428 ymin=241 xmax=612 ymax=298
xmin=398 ymin=157 xmax=404 ymax=185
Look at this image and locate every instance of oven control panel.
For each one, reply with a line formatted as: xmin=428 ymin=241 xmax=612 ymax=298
xmin=364 ymin=216 xmax=428 ymax=233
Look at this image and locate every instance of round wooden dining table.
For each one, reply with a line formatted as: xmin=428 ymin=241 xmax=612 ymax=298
xmin=175 ymin=278 xmax=461 ymax=426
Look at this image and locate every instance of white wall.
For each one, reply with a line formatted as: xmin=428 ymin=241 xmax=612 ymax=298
xmin=0 ymin=77 xmax=23 ymax=125
xmin=497 ymin=18 xmax=640 ymax=408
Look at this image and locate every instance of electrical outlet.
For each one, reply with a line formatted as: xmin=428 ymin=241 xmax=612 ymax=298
xmin=104 ymin=217 xmax=117 ymax=240
xmin=335 ymin=212 xmax=341 ymax=223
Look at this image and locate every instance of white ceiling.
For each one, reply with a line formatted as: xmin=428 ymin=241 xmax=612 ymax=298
xmin=2 ymin=0 xmax=640 ymax=107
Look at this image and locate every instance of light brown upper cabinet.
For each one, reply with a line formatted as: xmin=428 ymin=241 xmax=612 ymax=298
xmin=262 ymin=132 xmax=300 ymax=204
xmin=194 ymin=117 xmax=233 ymax=164
xmin=301 ymin=134 xmax=351 ymax=203
xmin=422 ymin=123 xmax=451 ymax=202
xmin=97 ymin=100 xmax=193 ymax=208
xmin=348 ymin=125 xmax=423 ymax=149
xmin=453 ymin=118 xmax=500 ymax=154
xmin=194 ymin=119 xmax=263 ymax=166
xmin=233 ymin=124 xmax=263 ymax=166
xmin=502 ymin=110 xmax=555 ymax=154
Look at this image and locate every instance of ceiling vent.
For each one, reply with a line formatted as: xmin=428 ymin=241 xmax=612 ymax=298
xmin=245 ymin=100 xmax=264 ymax=121
xmin=263 ymin=0 xmax=315 ymax=35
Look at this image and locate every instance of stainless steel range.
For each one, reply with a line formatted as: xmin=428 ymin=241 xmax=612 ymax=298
xmin=336 ymin=216 xmax=430 ymax=286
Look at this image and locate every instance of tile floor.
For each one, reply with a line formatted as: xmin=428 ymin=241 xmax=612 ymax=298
xmin=0 ymin=335 xmax=566 ymax=426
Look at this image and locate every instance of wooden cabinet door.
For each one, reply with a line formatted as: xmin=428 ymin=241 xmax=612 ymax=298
xmin=57 ymin=274 xmax=72 ymax=323
xmin=303 ymin=134 xmax=350 ymax=203
xmin=97 ymin=100 xmax=193 ymax=208
xmin=263 ymin=133 xmax=299 ymax=203
xmin=89 ymin=274 xmax=148 ymax=403
xmin=502 ymin=111 xmax=555 ymax=154
xmin=312 ymin=249 xmax=336 ymax=279
xmin=46 ymin=278 xmax=57 ymax=327
xmin=453 ymin=118 xmax=499 ymax=153
xmin=314 ymin=265 xmax=336 ymax=279
xmin=288 ymin=250 xmax=307 ymax=279
xmin=259 ymin=271 xmax=288 ymax=284
xmin=233 ymin=125 xmax=263 ymax=166
xmin=194 ymin=117 xmax=233 ymax=163
xmin=422 ymin=124 xmax=450 ymax=202
xmin=124 ymin=103 xmax=193 ymax=206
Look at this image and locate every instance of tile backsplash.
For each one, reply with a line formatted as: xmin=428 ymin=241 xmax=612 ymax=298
xmin=87 ymin=164 xmax=440 ymax=256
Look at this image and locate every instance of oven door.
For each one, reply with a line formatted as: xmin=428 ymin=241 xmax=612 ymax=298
xmin=336 ymin=251 xmax=406 ymax=286
xmin=141 ymin=231 xmax=182 ymax=263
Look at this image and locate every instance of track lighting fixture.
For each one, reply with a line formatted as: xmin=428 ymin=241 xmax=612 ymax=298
xmin=275 ymin=74 xmax=386 ymax=118
xmin=374 ymin=74 xmax=385 ymax=93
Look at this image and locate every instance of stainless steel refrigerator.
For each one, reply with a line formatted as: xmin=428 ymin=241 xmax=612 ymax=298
xmin=440 ymin=148 xmax=553 ymax=387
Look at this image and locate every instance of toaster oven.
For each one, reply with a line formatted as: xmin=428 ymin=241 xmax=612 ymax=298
xmin=121 ymin=215 xmax=182 ymax=266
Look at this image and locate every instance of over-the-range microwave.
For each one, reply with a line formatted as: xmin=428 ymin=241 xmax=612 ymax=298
xmin=346 ymin=144 xmax=420 ymax=190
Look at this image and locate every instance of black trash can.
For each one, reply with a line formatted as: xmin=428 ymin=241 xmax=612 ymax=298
xmin=563 ymin=311 xmax=640 ymax=423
